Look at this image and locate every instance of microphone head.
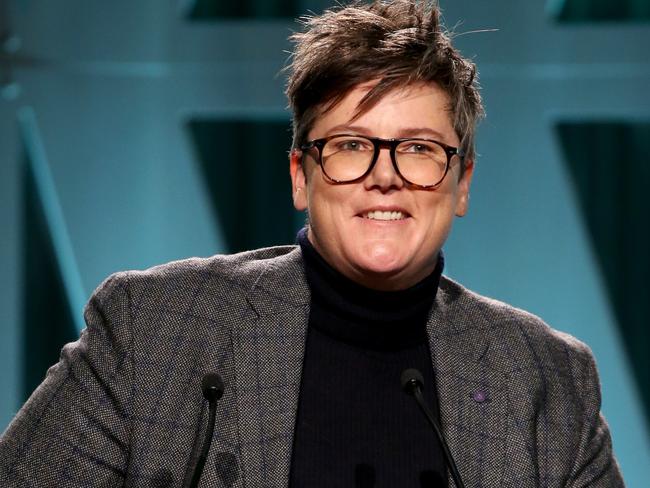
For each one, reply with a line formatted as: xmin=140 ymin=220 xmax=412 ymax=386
xmin=201 ymin=373 xmax=225 ymax=403
xmin=401 ymin=368 xmax=424 ymax=394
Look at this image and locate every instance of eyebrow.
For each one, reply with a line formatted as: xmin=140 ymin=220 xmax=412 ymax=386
xmin=324 ymin=124 xmax=448 ymax=140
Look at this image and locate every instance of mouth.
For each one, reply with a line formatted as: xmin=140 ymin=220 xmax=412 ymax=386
xmin=361 ymin=209 xmax=410 ymax=221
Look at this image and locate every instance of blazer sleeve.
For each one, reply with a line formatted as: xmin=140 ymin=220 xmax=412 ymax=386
xmin=0 ymin=272 xmax=134 ymax=487
xmin=567 ymin=344 xmax=625 ymax=487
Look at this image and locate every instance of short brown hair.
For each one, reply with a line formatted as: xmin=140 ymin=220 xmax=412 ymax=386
xmin=285 ymin=0 xmax=484 ymax=163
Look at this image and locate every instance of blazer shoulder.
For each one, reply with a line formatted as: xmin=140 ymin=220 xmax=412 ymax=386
xmin=95 ymin=245 xmax=300 ymax=292
xmin=87 ymin=245 xmax=303 ymax=315
xmin=438 ymin=275 xmax=594 ymax=367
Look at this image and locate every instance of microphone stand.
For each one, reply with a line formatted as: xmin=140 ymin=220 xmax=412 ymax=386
xmin=402 ymin=368 xmax=466 ymax=488
xmin=188 ymin=373 xmax=224 ymax=488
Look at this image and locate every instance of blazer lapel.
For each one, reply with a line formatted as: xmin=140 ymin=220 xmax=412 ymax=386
xmin=229 ymin=252 xmax=509 ymax=487
xmin=427 ymin=277 xmax=509 ymax=488
xmin=231 ymin=249 xmax=310 ymax=488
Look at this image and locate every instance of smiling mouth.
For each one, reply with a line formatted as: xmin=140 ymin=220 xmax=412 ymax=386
xmin=362 ymin=210 xmax=408 ymax=221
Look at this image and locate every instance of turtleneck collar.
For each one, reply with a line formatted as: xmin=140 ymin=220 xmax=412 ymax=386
xmin=297 ymin=227 xmax=443 ymax=351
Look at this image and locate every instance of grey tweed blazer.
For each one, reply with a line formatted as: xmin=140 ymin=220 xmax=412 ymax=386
xmin=0 ymin=246 xmax=624 ymax=487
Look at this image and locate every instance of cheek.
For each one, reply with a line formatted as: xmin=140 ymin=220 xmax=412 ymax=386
xmin=307 ymin=183 xmax=347 ymax=217
xmin=419 ymin=194 xmax=457 ymax=236
xmin=306 ymin=187 xmax=337 ymax=231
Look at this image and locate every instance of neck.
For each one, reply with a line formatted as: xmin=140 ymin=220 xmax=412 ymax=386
xmin=297 ymin=226 xmax=443 ymax=350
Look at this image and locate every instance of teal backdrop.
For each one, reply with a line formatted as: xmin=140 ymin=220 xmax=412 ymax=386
xmin=1 ymin=0 xmax=649 ymax=485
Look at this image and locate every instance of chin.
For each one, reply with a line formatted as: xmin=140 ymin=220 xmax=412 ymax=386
xmin=353 ymin=249 xmax=407 ymax=276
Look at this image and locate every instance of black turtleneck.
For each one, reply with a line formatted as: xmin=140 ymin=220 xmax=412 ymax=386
xmin=289 ymin=229 xmax=448 ymax=488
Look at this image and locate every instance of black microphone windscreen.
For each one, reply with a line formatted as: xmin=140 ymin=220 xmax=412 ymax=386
xmin=201 ymin=373 xmax=225 ymax=402
xmin=400 ymin=368 xmax=425 ymax=393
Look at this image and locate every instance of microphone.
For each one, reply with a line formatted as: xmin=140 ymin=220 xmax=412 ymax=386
xmin=401 ymin=368 xmax=465 ymax=488
xmin=188 ymin=373 xmax=225 ymax=488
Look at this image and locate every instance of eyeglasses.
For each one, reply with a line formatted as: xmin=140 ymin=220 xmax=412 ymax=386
xmin=300 ymin=134 xmax=464 ymax=189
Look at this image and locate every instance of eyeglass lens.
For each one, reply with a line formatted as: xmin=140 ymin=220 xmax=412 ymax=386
xmin=320 ymin=135 xmax=449 ymax=186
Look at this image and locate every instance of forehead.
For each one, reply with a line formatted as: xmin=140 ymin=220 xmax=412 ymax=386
xmin=309 ymin=81 xmax=457 ymax=141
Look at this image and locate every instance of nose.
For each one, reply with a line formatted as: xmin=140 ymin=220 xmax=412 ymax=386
xmin=363 ymin=147 xmax=404 ymax=192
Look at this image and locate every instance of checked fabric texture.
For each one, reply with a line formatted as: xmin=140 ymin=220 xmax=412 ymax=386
xmin=0 ymin=246 xmax=624 ymax=487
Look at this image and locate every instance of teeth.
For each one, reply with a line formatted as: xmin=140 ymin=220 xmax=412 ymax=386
xmin=364 ymin=210 xmax=405 ymax=221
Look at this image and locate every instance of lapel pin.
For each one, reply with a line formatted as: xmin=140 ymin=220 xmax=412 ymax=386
xmin=471 ymin=390 xmax=490 ymax=403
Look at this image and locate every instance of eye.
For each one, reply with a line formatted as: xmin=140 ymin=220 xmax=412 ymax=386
xmin=331 ymin=137 xmax=372 ymax=152
xmin=402 ymin=142 xmax=434 ymax=153
xmin=341 ymin=141 xmax=361 ymax=151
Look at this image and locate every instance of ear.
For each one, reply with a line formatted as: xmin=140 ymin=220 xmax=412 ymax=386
xmin=290 ymin=149 xmax=308 ymax=211
xmin=455 ymin=159 xmax=474 ymax=217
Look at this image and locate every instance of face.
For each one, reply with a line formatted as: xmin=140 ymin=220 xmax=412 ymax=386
xmin=290 ymin=82 xmax=474 ymax=291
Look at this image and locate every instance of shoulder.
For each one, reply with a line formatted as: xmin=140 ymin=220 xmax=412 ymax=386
xmin=438 ymin=275 xmax=595 ymax=374
xmin=93 ymin=245 xmax=301 ymax=294
xmin=87 ymin=245 xmax=304 ymax=316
